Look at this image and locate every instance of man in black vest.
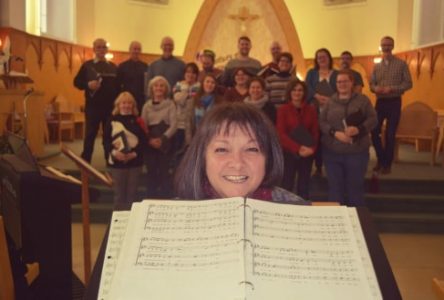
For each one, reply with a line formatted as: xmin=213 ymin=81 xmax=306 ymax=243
xmin=74 ymin=38 xmax=118 ymax=163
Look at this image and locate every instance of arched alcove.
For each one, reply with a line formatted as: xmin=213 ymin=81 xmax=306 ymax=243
xmin=183 ymin=0 xmax=306 ymax=74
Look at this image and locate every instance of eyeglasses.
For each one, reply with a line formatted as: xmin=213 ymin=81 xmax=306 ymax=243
xmin=337 ymin=80 xmax=351 ymax=84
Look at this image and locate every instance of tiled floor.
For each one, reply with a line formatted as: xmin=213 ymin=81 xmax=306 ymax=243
xmin=380 ymin=233 xmax=444 ymax=300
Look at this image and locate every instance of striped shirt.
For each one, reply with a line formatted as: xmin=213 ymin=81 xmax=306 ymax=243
xmin=265 ymin=73 xmax=295 ymax=106
xmin=370 ymin=55 xmax=412 ymax=98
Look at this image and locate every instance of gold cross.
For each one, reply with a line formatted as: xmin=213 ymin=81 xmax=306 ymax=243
xmin=228 ymin=6 xmax=260 ymax=22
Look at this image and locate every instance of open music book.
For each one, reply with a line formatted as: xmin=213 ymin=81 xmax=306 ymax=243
xmin=100 ymin=198 xmax=382 ymax=300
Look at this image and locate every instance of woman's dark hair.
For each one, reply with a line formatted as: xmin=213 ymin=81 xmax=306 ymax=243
xmin=284 ymin=79 xmax=307 ymax=102
xmin=232 ymin=67 xmax=250 ymax=82
xmin=184 ymin=62 xmax=199 ymax=76
xmin=174 ymin=102 xmax=284 ymax=199
xmin=314 ymin=48 xmax=333 ymax=70
xmin=247 ymin=76 xmax=266 ymax=89
xmin=278 ymin=52 xmax=293 ymax=63
xmin=194 ymin=73 xmax=218 ymax=108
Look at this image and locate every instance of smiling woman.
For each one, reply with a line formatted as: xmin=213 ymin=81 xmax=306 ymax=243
xmin=174 ymin=102 xmax=310 ymax=205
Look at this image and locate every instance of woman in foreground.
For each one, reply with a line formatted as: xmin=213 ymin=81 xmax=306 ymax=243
xmin=174 ymin=102 xmax=309 ymax=205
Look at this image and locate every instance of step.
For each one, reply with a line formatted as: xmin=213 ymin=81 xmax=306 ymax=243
xmin=309 ymin=177 xmax=444 ymax=196
xmin=366 ymin=194 xmax=444 ymax=213
xmin=371 ymin=212 xmax=444 ymax=233
xmin=367 ymin=179 xmax=444 ymax=195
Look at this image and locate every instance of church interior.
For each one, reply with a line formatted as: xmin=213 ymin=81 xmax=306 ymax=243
xmin=1 ymin=0 xmax=444 ymax=299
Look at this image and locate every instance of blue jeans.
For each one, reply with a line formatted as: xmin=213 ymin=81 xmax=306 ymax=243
xmin=323 ymin=149 xmax=369 ymax=206
xmin=371 ymin=97 xmax=402 ymax=168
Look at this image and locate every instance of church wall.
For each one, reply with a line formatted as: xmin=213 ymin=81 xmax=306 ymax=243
xmin=74 ymin=0 xmax=408 ymax=59
xmin=285 ymin=0 xmax=403 ymax=57
xmin=88 ymin=0 xmax=203 ymax=55
xmin=2 ymin=19 xmax=444 ymax=120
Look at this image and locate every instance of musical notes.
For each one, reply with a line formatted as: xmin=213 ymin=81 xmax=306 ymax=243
xmin=97 ymin=211 xmax=130 ymax=300
xmin=245 ymin=200 xmax=382 ymax=299
xmin=102 ymin=199 xmax=382 ymax=300
xmin=107 ymin=199 xmax=246 ymax=300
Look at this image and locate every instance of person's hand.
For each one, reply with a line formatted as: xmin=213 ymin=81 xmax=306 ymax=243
xmin=374 ymin=86 xmax=384 ymax=93
xmin=149 ymin=138 xmax=162 ymax=149
xmin=375 ymin=86 xmax=391 ymax=94
xmin=334 ymin=131 xmax=353 ymax=144
xmin=112 ymin=150 xmax=127 ymax=162
xmin=112 ymin=139 xmax=122 ymax=150
xmin=344 ymin=126 xmax=359 ymax=137
xmin=381 ymin=86 xmax=392 ymax=94
xmin=299 ymin=146 xmax=314 ymax=157
xmin=125 ymin=151 xmax=137 ymax=161
xmin=88 ymin=79 xmax=101 ymax=91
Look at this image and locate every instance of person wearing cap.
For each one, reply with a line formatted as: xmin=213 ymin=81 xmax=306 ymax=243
xmin=221 ymin=36 xmax=261 ymax=87
xmin=198 ymin=49 xmax=223 ymax=83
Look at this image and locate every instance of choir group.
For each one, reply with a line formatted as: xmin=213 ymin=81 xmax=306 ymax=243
xmin=73 ymin=35 xmax=412 ymax=206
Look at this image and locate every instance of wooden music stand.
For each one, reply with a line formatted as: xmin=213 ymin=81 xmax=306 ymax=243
xmin=0 ymin=74 xmax=34 ymax=89
xmin=60 ymin=144 xmax=112 ymax=284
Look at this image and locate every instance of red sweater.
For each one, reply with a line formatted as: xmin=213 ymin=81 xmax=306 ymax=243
xmin=276 ymin=102 xmax=319 ymax=154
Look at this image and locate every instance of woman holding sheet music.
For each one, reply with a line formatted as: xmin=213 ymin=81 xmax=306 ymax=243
xmin=276 ymin=80 xmax=319 ymax=199
xmin=319 ymin=70 xmax=377 ymax=206
xmin=174 ymin=102 xmax=309 ymax=205
xmin=103 ymin=92 xmax=148 ymax=205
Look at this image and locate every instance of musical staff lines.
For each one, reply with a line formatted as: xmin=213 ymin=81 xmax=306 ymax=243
xmin=133 ymin=200 xmax=243 ymax=272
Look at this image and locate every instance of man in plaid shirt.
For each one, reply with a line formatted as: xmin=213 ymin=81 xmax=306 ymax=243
xmin=370 ymin=36 xmax=412 ymax=174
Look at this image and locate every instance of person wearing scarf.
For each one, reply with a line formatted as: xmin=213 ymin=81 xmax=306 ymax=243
xmin=244 ymin=76 xmax=276 ymax=124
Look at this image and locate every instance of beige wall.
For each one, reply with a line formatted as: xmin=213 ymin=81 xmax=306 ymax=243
xmin=87 ymin=0 xmax=202 ymax=55
xmin=75 ymin=0 xmax=95 ymax=46
xmin=73 ymin=0 xmax=412 ymax=58
xmin=286 ymin=0 xmax=406 ymax=57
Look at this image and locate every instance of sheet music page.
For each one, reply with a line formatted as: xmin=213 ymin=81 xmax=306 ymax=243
xmin=109 ymin=198 xmax=245 ymax=300
xmin=245 ymin=200 xmax=376 ymax=300
xmin=347 ymin=208 xmax=383 ymax=300
xmin=97 ymin=210 xmax=130 ymax=300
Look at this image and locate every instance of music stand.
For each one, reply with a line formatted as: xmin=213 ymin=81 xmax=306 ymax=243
xmin=60 ymin=144 xmax=112 ymax=284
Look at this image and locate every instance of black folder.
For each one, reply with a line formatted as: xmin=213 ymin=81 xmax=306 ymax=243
xmin=345 ymin=110 xmax=365 ymax=126
xmin=148 ymin=121 xmax=171 ymax=153
xmin=289 ymin=125 xmax=315 ymax=147
xmin=112 ymin=131 xmax=131 ymax=153
xmin=315 ymin=79 xmax=335 ymax=97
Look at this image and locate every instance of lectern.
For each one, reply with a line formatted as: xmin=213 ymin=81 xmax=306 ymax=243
xmin=0 ymin=134 xmax=98 ymax=299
